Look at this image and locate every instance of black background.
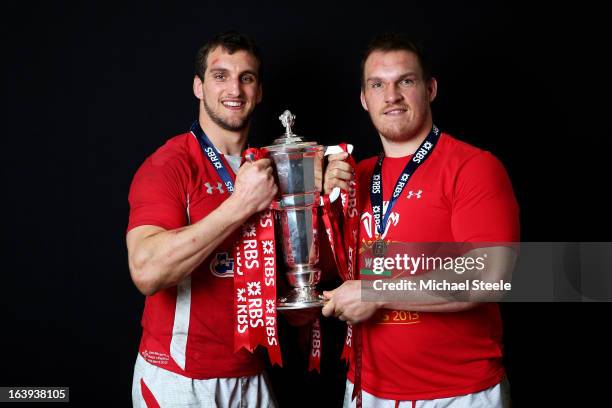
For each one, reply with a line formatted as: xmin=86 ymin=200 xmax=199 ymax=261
xmin=2 ymin=0 xmax=611 ymax=407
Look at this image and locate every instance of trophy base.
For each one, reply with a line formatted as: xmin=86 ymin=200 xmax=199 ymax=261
xmin=277 ymin=287 xmax=325 ymax=310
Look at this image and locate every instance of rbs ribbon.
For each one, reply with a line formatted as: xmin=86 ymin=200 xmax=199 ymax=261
xmin=320 ymin=143 xmax=362 ymax=404
xmin=233 ymin=148 xmax=282 ymax=366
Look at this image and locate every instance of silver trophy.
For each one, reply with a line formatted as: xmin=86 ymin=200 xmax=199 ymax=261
xmin=262 ymin=110 xmax=327 ymax=310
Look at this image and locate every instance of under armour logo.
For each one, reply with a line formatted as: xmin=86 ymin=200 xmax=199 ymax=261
xmin=407 ymin=190 xmax=423 ymax=199
xmin=205 ymin=182 xmax=224 ymax=194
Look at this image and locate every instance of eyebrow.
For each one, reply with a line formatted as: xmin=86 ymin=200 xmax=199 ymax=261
xmin=399 ymin=72 xmax=418 ymax=79
xmin=208 ymin=68 xmax=258 ymax=79
xmin=208 ymin=68 xmax=228 ymax=74
xmin=366 ymin=72 xmax=419 ymax=83
xmin=240 ymin=70 xmax=258 ymax=78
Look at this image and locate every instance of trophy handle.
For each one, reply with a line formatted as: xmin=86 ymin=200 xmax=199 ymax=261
xmin=321 ymin=144 xmax=354 ymax=205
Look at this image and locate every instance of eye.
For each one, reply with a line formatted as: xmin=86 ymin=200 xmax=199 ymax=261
xmin=241 ymin=74 xmax=255 ymax=83
xmin=213 ymin=73 xmax=225 ymax=81
xmin=370 ymin=81 xmax=382 ymax=89
xmin=400 ymin=78 xmax=415 ymax=86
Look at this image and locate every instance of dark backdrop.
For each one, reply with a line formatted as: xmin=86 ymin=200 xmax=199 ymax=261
xmin=2 ymin=1 xmax=611 ymax=407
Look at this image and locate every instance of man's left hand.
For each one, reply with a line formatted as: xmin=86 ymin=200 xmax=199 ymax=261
xmin=322 ymin=280 xmax=381 ymax=325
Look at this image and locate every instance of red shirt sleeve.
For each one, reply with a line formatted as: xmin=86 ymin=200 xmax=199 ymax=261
xmin=127 ymin=155 xmax=188 ymax=232
xmin=451 ymin=151 xmax=520 ymax=243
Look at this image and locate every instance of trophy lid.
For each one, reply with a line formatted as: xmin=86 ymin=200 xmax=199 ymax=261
xmin=263 ymin=110 xmax=321 ymax=153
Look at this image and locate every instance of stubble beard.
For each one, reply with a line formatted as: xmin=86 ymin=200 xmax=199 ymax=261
xmin=374 ymin=109 xmax=431 ymax=143
xmin=203 ymin=98 xmax=251 ymax=132
xmin=379 ymin=124 xmax=413 ymax=142
xmin=373 ymin=114 xmax=417 ymax=143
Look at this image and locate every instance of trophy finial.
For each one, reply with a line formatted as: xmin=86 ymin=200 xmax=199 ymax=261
xmin=279 ymin=110 xmax=296 ymax=136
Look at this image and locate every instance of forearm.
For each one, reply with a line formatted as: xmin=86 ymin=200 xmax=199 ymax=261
xmin=372 ymin=285 xmax=477 ymax=312
xmin=129 ymin=196 xmax=251 ymax=295
xmin=378 ymin=300 xmax=478 ymax=313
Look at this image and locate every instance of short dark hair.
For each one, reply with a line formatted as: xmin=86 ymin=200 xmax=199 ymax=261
xmin=194 ymin=31 xmax=263 ymax=82
xmin=361 ymin=33 xmax=432 ymax=86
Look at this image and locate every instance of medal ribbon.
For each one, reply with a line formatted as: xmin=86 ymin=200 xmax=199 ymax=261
xmin=191 ymin=121 xmax=236 ymax=191
xmin=352 ymin=126 xmax=440 ymax=406
xmin=370 ymin=125 xmax=440 ymax=237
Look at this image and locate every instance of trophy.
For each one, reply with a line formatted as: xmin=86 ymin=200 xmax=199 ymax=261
xmin=262 ymin=110 xmax=328 ymax=310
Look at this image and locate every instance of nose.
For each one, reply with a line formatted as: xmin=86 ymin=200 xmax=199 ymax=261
xmin=226 ymin=77 xmax=242 ymax=97
xmin=384 ymin=84 xmax=402 ymax=104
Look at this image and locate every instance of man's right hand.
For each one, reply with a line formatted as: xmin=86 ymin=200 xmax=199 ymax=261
xmin=232 ymin=158 xmax=278 ymax=214
xmin=323 ymin=152 xmax=354 ymax=195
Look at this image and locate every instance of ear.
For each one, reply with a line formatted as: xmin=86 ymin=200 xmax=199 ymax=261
xmin=193 ymin=76 xmax=203 ymax=100
xmin=360 ymin=89 xmax=369 ymax=112
xmin=427 ymin=77 xmax=438 ymax=103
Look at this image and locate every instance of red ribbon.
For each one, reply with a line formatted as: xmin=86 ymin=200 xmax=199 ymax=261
xmin=320 ymin=143 xmax=362 ymax=405
xmin=259 ymin=209 xmax=282 ymax=366
xmin=308 ymin=318 xmax=322 ymax=372
xmin=233 ymin=236 xmax=250 ymax=352
xmin=233 ymin=148 xmax=282 ymax=367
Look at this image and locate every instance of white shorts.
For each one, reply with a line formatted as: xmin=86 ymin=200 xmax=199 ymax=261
xmin=343 ymin=378 xmax=511 ymax=408
xmin=132 ymin=354 xmax=277 ymax=407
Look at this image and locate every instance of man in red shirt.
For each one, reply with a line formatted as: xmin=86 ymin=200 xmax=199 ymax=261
xmin=323 ymin=33 xmax=519 ymax=407
xmin=127 ymin=31 xmax=278 ymax=407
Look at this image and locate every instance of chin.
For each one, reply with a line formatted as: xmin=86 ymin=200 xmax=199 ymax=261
xmin=214 ymin=109 xmax=248 ymax=128
xmin=379 ymin=127 xmax=414 ymax=142
xmin=219 ymin=117 xmax=249 ymax=132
